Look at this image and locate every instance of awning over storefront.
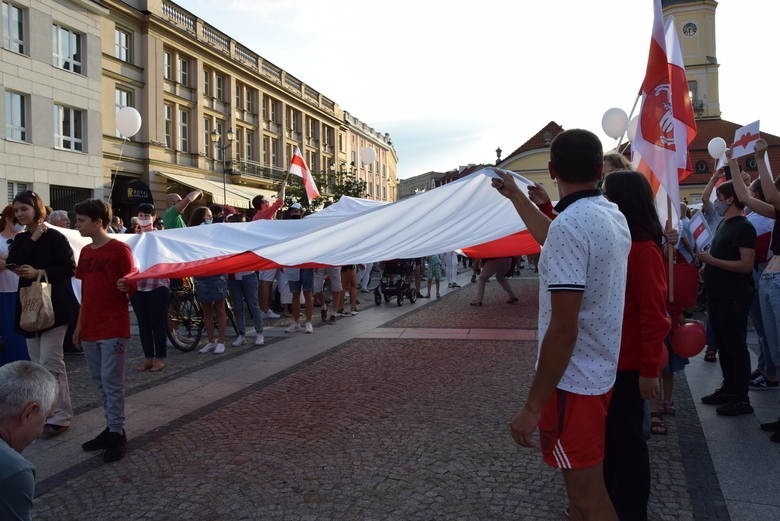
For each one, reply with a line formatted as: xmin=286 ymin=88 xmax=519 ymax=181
xmin=156 ymin=172 xmax=276 ymax=208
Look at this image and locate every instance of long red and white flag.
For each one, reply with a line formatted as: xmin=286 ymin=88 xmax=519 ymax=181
xmin=632 ymin=0 xmax=697 ymax=224
xmin=289 ymin=146 xmax=320 ymax=201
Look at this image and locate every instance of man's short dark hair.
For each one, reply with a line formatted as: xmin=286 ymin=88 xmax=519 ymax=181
xmin=549 ymin=129 xmax=604 ymax=183
xmin=74 ymin=199 xmax=112 ymax=229
xmin=251 ymin=194 xmax=266 ymax=209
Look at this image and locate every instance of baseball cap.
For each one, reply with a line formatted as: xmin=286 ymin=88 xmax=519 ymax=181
xmin=291 ymin=202 xmax=302 ymax=210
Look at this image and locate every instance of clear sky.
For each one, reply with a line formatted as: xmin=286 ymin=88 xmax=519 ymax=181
xmin=173 ymin=0 xmax=779 ymax=179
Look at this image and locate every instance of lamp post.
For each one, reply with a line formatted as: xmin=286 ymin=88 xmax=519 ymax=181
xmin=210 ymin=128 xmax=235 ymax=205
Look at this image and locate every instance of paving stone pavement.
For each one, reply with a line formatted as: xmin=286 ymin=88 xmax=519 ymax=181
xmin=28 ymin=274 xmax=723 ymax=520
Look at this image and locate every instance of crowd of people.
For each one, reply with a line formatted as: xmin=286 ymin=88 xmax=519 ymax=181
xmin=1 ymin=128 xmax=779 ymax=521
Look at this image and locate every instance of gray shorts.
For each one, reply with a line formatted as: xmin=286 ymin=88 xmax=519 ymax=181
xmin=195 ymin=274 xmax=227 ymax=303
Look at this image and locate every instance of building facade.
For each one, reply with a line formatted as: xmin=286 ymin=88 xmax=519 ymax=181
xmin=1 ymin=0 xmax=108 ymax=211
xmin=98 ymin=0 xmax=397 ymax=223
xmin=2 ymin=0 xmax=397 ymax=221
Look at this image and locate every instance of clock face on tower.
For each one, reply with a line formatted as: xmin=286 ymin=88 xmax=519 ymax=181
xmin=682 ymin=22 xmax=698 ymax=37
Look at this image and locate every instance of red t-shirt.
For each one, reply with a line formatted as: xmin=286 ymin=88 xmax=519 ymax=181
xmin=75 ymin=239 xmax=135 ymax=341
xmin=251 ymin=198 xmax=283 ymax=220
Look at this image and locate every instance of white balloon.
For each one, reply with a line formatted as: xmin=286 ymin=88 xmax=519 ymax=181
xmin=115 ymin=107 xmax=142 ymax=138
xmin=627 ymin=115 xmax=639 ymax=141
xmin=601 ymin=107 xmax=629 ymax=140
xmin=707 ymin=137 xmax=727 ymax=159
xmin=360 ymin=147 xmax=377 ymax=165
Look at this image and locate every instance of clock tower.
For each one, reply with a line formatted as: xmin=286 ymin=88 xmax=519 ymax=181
xmin=662 ymin=0 xmax=721 ymax=119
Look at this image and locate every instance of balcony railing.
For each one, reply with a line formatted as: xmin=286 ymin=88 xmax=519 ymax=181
xmin=202 ymin=25 xmax=229 ymax=53
xmin=162 ymin=1 xmax=195 ymax=33
xmin=233 ymin=159 xmax=287 ymax=181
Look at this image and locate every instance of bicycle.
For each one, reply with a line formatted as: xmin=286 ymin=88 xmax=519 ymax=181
xmin=166 ymin=277 xmax=240 ymax=352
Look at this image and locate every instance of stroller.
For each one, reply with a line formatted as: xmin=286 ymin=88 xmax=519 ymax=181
xmin=373 ymin=259 xmax=418 ymax=306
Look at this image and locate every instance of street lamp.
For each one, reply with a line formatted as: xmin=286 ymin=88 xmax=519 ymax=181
xmin=210 ymin=128 xmax=235 ymax=205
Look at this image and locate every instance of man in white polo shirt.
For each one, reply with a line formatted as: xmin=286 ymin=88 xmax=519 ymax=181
xmin=493 ymin=129 xmax=631 ymax=521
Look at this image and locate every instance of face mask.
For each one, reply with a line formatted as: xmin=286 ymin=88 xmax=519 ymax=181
xmin=202 ymin=219 xmax=212 ymax=225
xmin=713 ymin=200 xmax=731 ymax=216
xmin=12 ymin=224 xmax=24 ymax=233
xmin=137 ymin=218 xmax=153 ymax=228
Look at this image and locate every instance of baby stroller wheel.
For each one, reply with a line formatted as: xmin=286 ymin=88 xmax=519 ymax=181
xmin=408 ymin=290 xmax=417 ymax=304
xmin=384 ymin=292 xmax=391 ymax=303
xmin=397 ymin=293 xmax=404 ymax=306
xmin=374 ymin=290 xmax=382 ymax=306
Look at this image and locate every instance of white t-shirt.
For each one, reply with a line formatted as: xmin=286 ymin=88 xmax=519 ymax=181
xmin=537 ymin=191 xmax=631 ymax=395
xmin=0 ymin=237 xmax=19 ymax=293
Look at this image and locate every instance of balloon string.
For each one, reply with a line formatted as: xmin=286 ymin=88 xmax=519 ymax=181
xmin=106 ymin=137 xmax=128 ymax=205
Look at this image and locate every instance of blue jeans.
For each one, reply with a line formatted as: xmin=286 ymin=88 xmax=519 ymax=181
xmin=82 ymin=338 xmax=127 ymax=433
xmin=228 ymin=274 xmax=263 ymax=335
xmin=759 ymin=272 xmax=780 ymax=375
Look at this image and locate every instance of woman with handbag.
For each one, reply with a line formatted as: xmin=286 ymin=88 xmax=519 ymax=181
xmin=7 ymin=191 xmax=76 ymax=438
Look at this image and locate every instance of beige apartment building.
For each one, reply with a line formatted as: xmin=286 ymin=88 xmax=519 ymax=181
xmin=2 ymin=0 xmax=397 ymax=221
xmin=99 ymin=0 xmax=397 ymax=223
xmin=1 ymin=0 xmax=108 ymax=210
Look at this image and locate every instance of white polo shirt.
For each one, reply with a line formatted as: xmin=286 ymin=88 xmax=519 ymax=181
xmin=537 ymin=189 xmax=631 ymax=395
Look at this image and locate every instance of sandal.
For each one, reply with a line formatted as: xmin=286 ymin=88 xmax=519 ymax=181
xmin=704 ymin=348 xmax=717 ymax=362
xmin=650 ymin=413 xmax=668 ymax=435
xmin=662 ymin=401 xmax=676 ymax=416
xmin=136 ymin=359 xmax=154 ymax=372
xmin=149 ymin=359 xmax=166 ymax=373
xmin=469 ymin=302 xmax=482 ymax=306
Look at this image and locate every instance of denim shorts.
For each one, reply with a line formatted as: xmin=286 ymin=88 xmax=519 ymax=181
xmin=195 ymin=274 xmax=227 ymax=303
xmin=289 ymin=268 xmax=314 ymax=293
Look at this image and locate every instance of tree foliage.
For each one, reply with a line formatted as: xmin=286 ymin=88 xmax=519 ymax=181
xmin=284 ymin=171 xmax=368 ymax=214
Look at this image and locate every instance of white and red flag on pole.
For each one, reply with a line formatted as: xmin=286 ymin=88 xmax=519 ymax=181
xmin=289 ymin=146 xmax=320 ymax=201
xmin=631 ymin=0 xmax=697 ymax=224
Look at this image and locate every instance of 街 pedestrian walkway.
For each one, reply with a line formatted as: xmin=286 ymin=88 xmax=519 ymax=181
xmin=24 ymin=273 xmax=780 ymax=520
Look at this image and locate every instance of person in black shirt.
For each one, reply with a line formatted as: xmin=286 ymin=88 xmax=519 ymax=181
xmin=698 ymin=179 xmax=757 ymax=416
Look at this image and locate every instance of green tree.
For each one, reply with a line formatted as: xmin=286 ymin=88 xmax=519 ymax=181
xmin=284 ymin=171 xmax=368 ymax=215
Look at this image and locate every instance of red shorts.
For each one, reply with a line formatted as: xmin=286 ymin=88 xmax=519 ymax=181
xmin=539 ymin=389 xmax=612 ymax=469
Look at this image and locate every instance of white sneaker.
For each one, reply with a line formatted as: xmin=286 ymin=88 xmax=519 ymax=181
xmin=263 ymin=310 xmax=281 ymax=319
xmin=350 ymin=309 xmax=359 ymax=316
xmin=232 ymin=335 xmax=246 ymax=347
xmin=214 ymin=343 xmax=226 ymax=354
xmin=198 ymin=342 xmax=216 ymax=353
xmin=255 ymin=334 xmax=265 ymax=346
xmin=285 ymin=323 xmax=301 ymax=333
xmin=304 ymin=322 xmax=313 ymax=334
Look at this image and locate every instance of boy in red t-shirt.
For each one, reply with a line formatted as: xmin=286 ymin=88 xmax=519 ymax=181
xmin=73 ymin=199 xmax=136 ymax=462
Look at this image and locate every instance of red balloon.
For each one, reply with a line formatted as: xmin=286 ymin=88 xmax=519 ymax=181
xmin=670 ymin=321 xmax=706 ymax=358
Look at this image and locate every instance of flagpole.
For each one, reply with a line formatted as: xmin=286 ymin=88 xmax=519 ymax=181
xmin=666 ymin=196 xmax=674 ymax=303
xmin=616 ymin=93 xmax=642 ymax=153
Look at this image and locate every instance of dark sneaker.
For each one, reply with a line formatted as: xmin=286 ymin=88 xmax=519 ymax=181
xmin=760 ymin=418 xmax=780 ymax=432
xmin=470 ymin=275 xmax=477 ymax=283
xmin=82 ymin=428 xmax=111 ymax=452
xmin=103 ymin=430 xmax=127 ymax=463
xmin=701 ymin=387 xmax=736 ymax=405
xmin=320 ymin=308 xmax=327 ymax=322
xmin=716 ymin=400 xmax=754 ymax=416
xmin=771 ymin=431 xmax=780 ymax=443
xmin=41 ymin=424 xmax=69 ymax=439
xmin=749 ymin=375 xmax=780 ymax=391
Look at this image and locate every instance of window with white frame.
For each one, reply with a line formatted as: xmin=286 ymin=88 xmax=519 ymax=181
xmin=215 ymin=120 xmax=224 ymax=161
xmin=178 ymin=57 xmax=189 ymax=86
xmin=163 ymin=104 xmax=172 ymax=148
xmin=52 ymin=24 xmax=82 ymax=74
xmin=246 ymin=130 xmax=254 ymax=161
xmin=163 ymin=51 xmax=172 ymax=80
xmin=235 ymin=128 xmax=243 ymax=160
xmin=114 ymin=27 xmax=131 ymax=63
xmin=215 ymin=74 xmax=223 ymax=100
xmin=271 ymin=138 xmax=279 ymax=166
xmin=114 ymin=88 xmax=133 ymax=137
xmin=4 ymin=91 xmax=27 ymax=141
xmin=235 ymin=84 xmax=243 ymax=111
xmin=178 ymin=108 xmax=189 ymax=152
xmin=2 ymin=2 xmax=24 ymax=54
xmin=203 ymin=69 xmax=211 ymax=96
xmin=245 ymin=88 xmax=253 ymax=113
xmin=7 ymin=181 xmax=28 ymax=203
xmin=53 ymin=104 xmax=84 ymax=151
xmin=203 ymin=117 xmax=211 ymax=156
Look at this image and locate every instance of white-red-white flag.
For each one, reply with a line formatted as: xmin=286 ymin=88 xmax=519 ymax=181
xmin=631 ymin=0 xmax=697 ymax=225
xmin=732 ymin=120 xmax=760 ymax=159
xmin=289 ymin=146 xmax=320 ymax=201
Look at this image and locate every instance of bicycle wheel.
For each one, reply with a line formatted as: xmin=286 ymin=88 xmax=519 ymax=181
xmin=167 ymin=291 xmax=204 ymax=352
